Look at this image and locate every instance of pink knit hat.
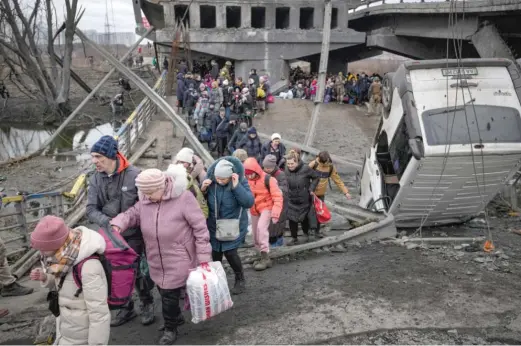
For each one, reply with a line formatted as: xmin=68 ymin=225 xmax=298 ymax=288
xmin=135 ymin=169 xmax=166 ymax=194
xmin=31 ymin=215 xmax=70 ymax=251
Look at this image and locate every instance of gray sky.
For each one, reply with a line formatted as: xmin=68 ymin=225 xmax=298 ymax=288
xmin=54 ymin=0 xmax=138 ymax=33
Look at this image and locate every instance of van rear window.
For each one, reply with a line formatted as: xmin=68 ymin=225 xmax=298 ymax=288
xmin=421 ymin=105 xmax=521 ymax=145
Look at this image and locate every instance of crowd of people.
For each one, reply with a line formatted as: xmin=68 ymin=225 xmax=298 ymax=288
xmin=283 ymin=66 xmax=383 ymax=110
xmin=0 ymin=130 xmax=352 ymax=344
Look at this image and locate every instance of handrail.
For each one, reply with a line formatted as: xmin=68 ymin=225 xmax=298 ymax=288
xmin=348 ymin=0 xmax=455 ymax=13
xmin=0 ymin=70 xmax=168 ymax=260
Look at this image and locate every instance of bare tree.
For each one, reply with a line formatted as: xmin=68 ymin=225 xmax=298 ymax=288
xmin=0 ymin=0 xmax=83 ymax=119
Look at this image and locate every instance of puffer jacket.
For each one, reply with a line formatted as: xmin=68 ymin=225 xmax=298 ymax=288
xmin=243 ymin=158 xmax=283 ymax=218
xmin=238 ymin=135 xmax=263 ymax=160
xmin=165 ymin=163 xmax=209 ymax=218
xmin=309 ymin=158 xmax=348 ymax=197
xmin=228 ymin=128 xmax=248 ymax=152
xmin=210 ymin=87 xmax=223 ymax=106
xmin=204 ymin=156 xmax=255 ymax=252
xmin=212 ymin=114 xmax=229 ymax=139
xmin=111 ymin=176 xmax=212 ymax=289
xmin=41 ymin=227 xmax=110 ymax=345
xmin=285 ymin=161 xmax=320 ymax=223
xmin=176 ymin=73 xmax=185 ymax=102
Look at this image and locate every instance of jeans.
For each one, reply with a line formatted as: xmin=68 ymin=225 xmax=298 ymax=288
xmin=158 ymin=287 xmax=182 ymax=331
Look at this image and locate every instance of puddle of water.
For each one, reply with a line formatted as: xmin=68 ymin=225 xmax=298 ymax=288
xmin=0 ymin=122 xmax=118 ymax=162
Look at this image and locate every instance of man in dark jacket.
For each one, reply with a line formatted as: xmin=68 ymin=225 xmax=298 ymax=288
xmin=163 ymin=56 xmax=169 ymax=71
xmin=183 ymin=83 xmax=199 ymax=116
xmin=87 ymin=136 xmax=155 ymax=327
xmin=228 ymin=122 xmax=248 ymax=153
xmin=210 ymin=60 xmax=220 ymax=80
xmin=260 ymin=133 xmax=286 ymax=168
xmin=249 ymin=69 xmax=260 ymax=87
xmin=212 ymin=107 xmax=229 ymax=157
xmin=238 ymin=127 xmax=263 ymax=161
xmin=176 ymin=73 xmax=185 ymax=110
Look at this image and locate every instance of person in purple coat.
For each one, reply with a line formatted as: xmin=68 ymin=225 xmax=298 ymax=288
xmin=111 ymin=169 xmax=212 ymax=345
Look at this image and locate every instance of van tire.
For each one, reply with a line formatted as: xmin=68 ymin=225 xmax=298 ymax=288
xmin=382 ymin=73 xmax=394 ymax=116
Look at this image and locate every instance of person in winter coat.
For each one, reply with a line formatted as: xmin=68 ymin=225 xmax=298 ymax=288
xmin=232 ymin=148 xmax=248 ymax=163
xmin=310 ymin=151 xmax=351 ymax=237
xmin=249 ymin=69 xmax=260 ymax=87
xmin=166 ymin=164 xmax=209 ymax=218
xmin=163 ymin=56 xmax=169 ymax=71
xmin=193 ymin=91 xmax=210 ymax=133
xmin=228 ymin=122 xmax=248 ymax=153
xmin=335 ymin=72 xmax=345 ymax=104
xmin=256 ymin=77 xmax=268 ymax=112
xmin=210 ymin=81 xmax=223 ymax=107
xmin=243 ymin=158 xmax=283 ymax=271
xmin=184 ymin=72 xmax=194 ymax=91
xmin=172 ymin=147 xmax=207 ymax=185
xmin=29 ymin=216 xmax=110 ymax=345
xmin=212 ymin=107 xmax=230 ymax=157
xmin=222 ymin=79 xmax=234 ymax=118
xmin=183 ymin=83 xmax=199 ymax=116
xmin=284 ymin=150 xmax=320 ymax=246
xmin=200 ymin=157 xmax=254 ymax=295
xmin=260 ymin=133 xmax=286 ymax=168
xmin=238 ymin=127 xmax=262 ymax=161
xmin=176 ymin=73 xmax=185 ymax=109
xmin=86 ymin=135 xmax=154 ymax=327
xmin=262 ymin=155 xmax=289 ymax=247
xmin=111 ymin=169 xmax=212 ymax=345
xmin=210 ymin=60 xmax=219 ymax=80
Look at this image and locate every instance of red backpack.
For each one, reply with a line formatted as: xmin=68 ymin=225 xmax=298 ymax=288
xmin=72 ymin=226 xmax=138 ymax=309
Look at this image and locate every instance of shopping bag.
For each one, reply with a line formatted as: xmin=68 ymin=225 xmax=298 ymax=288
xmin=186 ymin=261 xmax=233 ymax=324
xmin=266 ymin=94 xmax=275 ymax=104
xmin=314 ymin=195 xmax=331 ymax=224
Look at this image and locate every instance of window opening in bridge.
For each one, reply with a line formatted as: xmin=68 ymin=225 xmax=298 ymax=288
xmin=251 ymin=7 xmax=266 ymax=28
xmin=276 ymin=7 xmax=290 ymax=29
xmin=299 ymin=8 xmax=314 ymax=29
xmin=200 ymin=5 xmax=216 ymax=29
xmin=331 ymin=8 xmax=338 ymax=28
xmin=226 ymin=6 xmax=241 ymax=28
xmin=174 ymin=5 xmax=190 ymax=27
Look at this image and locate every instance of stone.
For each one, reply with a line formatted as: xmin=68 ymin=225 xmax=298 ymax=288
xmin=454 ymin=245 xmax=463 ymax=250
xmin=447 ymin=329 xmax=458 ymax=336
xmin=474 ymin=257 xmax=486 ymax=263
xmin=331 ymin=244 xmax=347 ymax=253
xmin=406 ymin=243 xmax=420 ymax=250
xmin=399 ymin=231 xmax=407 ymax=237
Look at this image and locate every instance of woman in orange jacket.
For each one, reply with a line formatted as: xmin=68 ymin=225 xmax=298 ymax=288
xmin=243 ymin=157 xmax=284 ymax=271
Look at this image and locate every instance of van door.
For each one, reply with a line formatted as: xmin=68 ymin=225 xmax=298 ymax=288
xmin=359 ymin=147 xmax=385 ymax=211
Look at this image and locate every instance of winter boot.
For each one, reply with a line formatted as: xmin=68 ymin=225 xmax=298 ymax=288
xmin=286 ymin=238 xmax=299 ymax=246
xmin=111 ymin=305 xmax=137 ymax=327
xmin=230 ymin=272 xmax=246 ymax=295
xmin=1 ymin=282 xmax=33 ymax=297
xmin=159 ymin=329 xmax=178 ymax=345
xmin=140 ymin=302 xmax=155 ymax=326
xmin=158 ymin=314 xmax=185 ymax=331
xmin=254 ymin=252 xmax=272 ymax=271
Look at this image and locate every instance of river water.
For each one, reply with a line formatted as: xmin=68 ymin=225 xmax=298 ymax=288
xmin=0 ymin=122 xmax=117 ymax=161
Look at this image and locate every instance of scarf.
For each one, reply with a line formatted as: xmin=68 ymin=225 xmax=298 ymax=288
xmin=45 ymin=229 xmax=82 ymax=279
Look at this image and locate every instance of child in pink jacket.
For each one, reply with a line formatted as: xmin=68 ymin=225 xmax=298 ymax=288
xmin=111 ymin=169 xmax=211 ymax=345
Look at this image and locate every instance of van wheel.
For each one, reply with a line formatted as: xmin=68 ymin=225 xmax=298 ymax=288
xmin=382 ymin=73 xmax=394 ymax=116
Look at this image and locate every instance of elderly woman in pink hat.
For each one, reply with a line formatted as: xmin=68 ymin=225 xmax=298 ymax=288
xmin=111 ymin=168 xmax=212 ymax=345
xmin=29 ymin=215 xmax=110 ymax=345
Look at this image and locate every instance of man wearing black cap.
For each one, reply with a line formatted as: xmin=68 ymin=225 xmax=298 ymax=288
xmin=87 ymin=135 xmax=155 ymax=327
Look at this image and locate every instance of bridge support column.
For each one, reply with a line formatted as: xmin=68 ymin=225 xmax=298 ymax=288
xmin=471 ymin=21 xmax=518 ymax=68
xmin=216 ymin=4 xmax=225 ymax=29
xmin=189 ymin=3 xmax=200 ymax=29
xmin=241 ymin=4 xmax=251 ymax=28
xmin=289 ymin=7 xmax=299 ymax=30
xmin=235 ymin=59 xmax=289 ymax=85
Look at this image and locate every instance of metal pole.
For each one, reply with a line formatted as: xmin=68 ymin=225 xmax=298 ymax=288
xmin=302 ymin=0 xmax=332 ymax=160
xmin=75 ymin=28 xmax=215 ymax=165
xmin=2 ymin=26 xmax=155 ymax=163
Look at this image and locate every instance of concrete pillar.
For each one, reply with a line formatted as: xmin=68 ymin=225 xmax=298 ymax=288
xmin=289 ymin=7 xmax=299 ymax=30
xmin=266 ymin=4 xmax=276 ymax=29
xmin=189 ymin=3 xmax=200 ymax=29
xmin=471 ymin=22 xmax=518 ymax=66
xmin=235 ymin=59 xmax=289 ymax=84
xmin=241 ymin=4 xmax=251 ymax=28
xmin=314 ymin=5 xmax=324 ymax=29
xmin=163 ymin=2 xmax=175 ymax=28
xmin=338 ymin=3 xmax=349 ymax=29
xmin=216 ymin=4 xmax=225 ymax=29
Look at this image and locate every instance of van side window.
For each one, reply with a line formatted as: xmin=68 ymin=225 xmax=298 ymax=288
xmin=389 ymin=117 xmax=412 ymax=179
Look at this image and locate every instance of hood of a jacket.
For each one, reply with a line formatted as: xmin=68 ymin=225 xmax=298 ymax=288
xmin=116 ymin=152 xmax=130 ymax=173
xmin=177 ymin=72 xmax=183 ymax=80
xmin=206 ymin=156 xmax=244 ymax=182
xmin=243 ymin=157 xmax=264 ymax=178
xmin=73 ymin=226 xmax=107 ymax=265
xmin=165 ymin=163 xmax=189 ymax=192
xmin=139 ymin=176 xmax=184 ymax=204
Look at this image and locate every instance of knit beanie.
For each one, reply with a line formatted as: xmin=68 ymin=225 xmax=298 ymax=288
xmin=91 ymin=135 xmax=118 ymax=160
xmin=263 ymin=154 xmax=278 ymax=170
xmin=239 ymin=123 xmax=248 ymax=130
xmin=248 ymin=127 xmax=257 ymax=135
xmin=135 ymin=169 xmax=166 ymax=194
xmin=31 ymin=215 xmax=70 ymax=252
xmin=214 ymin=160 xmax=234 ymax=178
xmin=271 ymin=133 xmax=281 ymax=141
xmin=232 ymin=149 xmax=248 ymax=162
xmin=175 ymin=147 xmax=194 ymax=164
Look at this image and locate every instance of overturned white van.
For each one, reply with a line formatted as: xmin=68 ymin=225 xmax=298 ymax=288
xmin=357 ymin=59 xmax=521 ymax=228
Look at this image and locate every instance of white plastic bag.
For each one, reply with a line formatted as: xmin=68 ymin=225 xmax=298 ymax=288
xmin=186 ymin=261 xmax=233 ymax=324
